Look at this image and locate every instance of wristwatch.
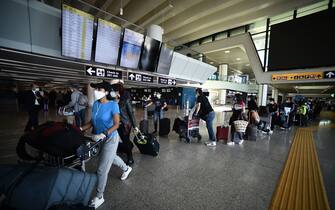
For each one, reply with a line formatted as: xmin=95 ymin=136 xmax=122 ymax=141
xmin=103 ymin=130 xmax=109 ymax=136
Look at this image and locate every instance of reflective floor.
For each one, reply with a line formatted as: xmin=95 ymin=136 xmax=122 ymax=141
xmin=0 ymin=106 xmax=333 ymax=209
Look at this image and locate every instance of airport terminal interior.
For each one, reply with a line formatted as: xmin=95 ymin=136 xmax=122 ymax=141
xmin=0 ymin=0 xmax=335 ymax=210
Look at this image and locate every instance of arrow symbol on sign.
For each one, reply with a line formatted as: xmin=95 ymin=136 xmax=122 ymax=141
xmin=326 ymin=72 xmax=334 ymax=78
xmin=86 ymin=67 xmax=95 ymax=76
xmin=129 ymin=74 xmax=135 ymax=80
xmin=172 ymin=80 xmax=176 ymax=85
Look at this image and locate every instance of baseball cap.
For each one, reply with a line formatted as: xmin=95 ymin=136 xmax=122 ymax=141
xmin=90 ymin=81 xmax=113 ymax=91
xmin=110 ymin=79 xmax=124 ymax=85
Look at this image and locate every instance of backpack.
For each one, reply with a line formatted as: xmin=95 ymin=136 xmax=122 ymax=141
xmin=78 ymin=93 xmax=88 ymax=107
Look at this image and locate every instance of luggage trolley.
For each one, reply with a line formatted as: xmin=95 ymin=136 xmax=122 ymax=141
xmin=185 ymin=116 xmax=202 ymax=143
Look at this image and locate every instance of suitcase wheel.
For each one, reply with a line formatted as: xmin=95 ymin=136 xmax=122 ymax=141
xmin=186 ymin=137 xmax=191 ymax=143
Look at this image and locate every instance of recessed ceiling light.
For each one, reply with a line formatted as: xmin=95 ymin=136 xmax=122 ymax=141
xmin=245 ymin=64 xmax=250 ymax=66
xmin=225 ymin=50 xmax=230 ymax=54
xmin=210 ymin=61 xmax=214 ymax=64
xmin=236 ymin=58 xmax=241 ymax=61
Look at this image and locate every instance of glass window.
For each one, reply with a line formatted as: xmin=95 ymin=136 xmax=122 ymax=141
xmin=270 ymin=10 xmax=293 ymax=25
xmin=248 ymin=19 xmax=267 ymax=34
xmin=297 ymin=5 xmax=328 ymax=17
xmin=252 ymin=32 xmax=266 ymax=50
xmin=190 ymin=42 xmax=199 ymax=47
xmin=297 ymin=0 xmax=328 ymax=14
xmin=201 ymin=36 xmax=212 ymax=44
xmin=230 ymin=27 xmax=246 ymax=37
xmin=257 ymin=50 xmax=265 ymax=67
xmin=215 ymin=32 xmax=228 ymax=40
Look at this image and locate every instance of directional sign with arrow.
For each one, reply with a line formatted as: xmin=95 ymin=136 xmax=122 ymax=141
xmin=158 ymin=77 xmax=176 ymax=86
xmin=86 ymin=67 xmax=96 ymax=76
xmin=85 ymin=66 xmax=122 ymax=79
xmin=324 ymin=71 xmax=335 ymax=79
xmin=128 ymin=73 xmax=153 ymax=83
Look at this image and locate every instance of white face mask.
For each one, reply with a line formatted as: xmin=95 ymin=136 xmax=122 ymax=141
xmin=94 ymin=90 xmax=106 ymax=101
xmin=110 ymin=91 xmax=117 ymax=98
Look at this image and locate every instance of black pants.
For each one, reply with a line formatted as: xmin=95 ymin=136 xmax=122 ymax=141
xmin=117 ymin=124 xmax=134 ymax=162
xmin=25 ymin=106 xmax=39 ymax=131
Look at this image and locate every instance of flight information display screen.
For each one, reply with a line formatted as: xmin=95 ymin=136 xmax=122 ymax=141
xmin=62 ymin=4 xmax=94 ymax=61
xmin=94 ymin=18 xmax=121 ymax=65
xmin=156 ymin=45 xmax=173 ymax=75
xmin=139 ymin=36 xmax=161 ymax=72
xmin=119 ymin=28 xmax=144 ymax=69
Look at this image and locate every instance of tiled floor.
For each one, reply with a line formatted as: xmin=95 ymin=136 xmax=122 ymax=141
xmin=1 ymin=106 xmax=333 ymax=209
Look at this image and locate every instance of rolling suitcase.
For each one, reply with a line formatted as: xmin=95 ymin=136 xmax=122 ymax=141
xmin=216 ymin=125 xmax=230 ymax=143
xmin=133 ymin=132 xmax=159 ymax=156
xmin=140 ymin=107 xmax=149 ymax=134
xmin=159 ymin=118 xmax=171 ymax=136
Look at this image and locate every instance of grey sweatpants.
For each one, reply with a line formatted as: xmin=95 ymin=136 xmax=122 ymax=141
xmin=96 ymin=134 xmax=128 ymax=198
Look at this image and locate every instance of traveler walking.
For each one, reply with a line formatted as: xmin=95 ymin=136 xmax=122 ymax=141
xmin=81 ymin=81 xmax=132 ymax=209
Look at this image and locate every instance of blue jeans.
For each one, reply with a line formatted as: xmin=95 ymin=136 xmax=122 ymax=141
xmin=153 ymin=110 xmax=164 ymax=131
xmin=75 ymin=109 xmax=86 ymax=127
xmin=205 ymin=111 xmax=216 ymax=142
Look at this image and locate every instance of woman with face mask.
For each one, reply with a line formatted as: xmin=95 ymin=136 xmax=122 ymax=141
xmin=111 ymin=79 xmax=139 ymax=165
xmin=80 ymin=81 xmax=132 ymax=209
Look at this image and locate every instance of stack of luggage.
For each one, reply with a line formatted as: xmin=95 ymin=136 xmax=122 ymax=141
xmin=0 ymin=164 xmax=96 ymax=210
xmin=16 ymin=121 xmax=96 ymax=171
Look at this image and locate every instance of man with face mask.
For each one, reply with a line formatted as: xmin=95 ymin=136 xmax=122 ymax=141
xmin=66 ymin=85 xmax=87 ymax=127
xmin=111 ymin=79 xmax=139 ymax=165
xmin=145 ymin=91 xmax=167 ymax=134
xmin=24 ymin=83 xmax=43 ymax=132
xmin=80 ymin=81 xmax=132 ymax=209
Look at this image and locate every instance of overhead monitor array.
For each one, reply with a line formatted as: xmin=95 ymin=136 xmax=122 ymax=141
xmin=61 ymin=5 xmax=215 ymax=83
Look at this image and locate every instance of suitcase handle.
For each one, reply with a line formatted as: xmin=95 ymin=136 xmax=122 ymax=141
xmin=133 ymin=130 xmax=147 ymax=144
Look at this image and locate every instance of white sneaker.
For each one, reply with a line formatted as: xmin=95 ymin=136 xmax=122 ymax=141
xmin=227 ymin=141 xmax=235 ymax=146
xmin=89 ymin=196 xmax=104 ymax=209
xmin=205 ymin=141 xmax=216 ymax=147
xmin=239 ymin=140 xmax=244 ymax=145
xmin=121 ymin=166 xmax=132 ymax=181
xmin=268 ymin=130 xmax=273 ymax=135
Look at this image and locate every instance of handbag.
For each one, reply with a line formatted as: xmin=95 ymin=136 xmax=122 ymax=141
xmin=233 ymin=120 xmax=249 ymax=133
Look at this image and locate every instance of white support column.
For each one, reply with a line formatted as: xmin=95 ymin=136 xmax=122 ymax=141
xmin=219 ymin=89 xmax=227 ymax=105
xmin=146 ymin=25 xmax=164 ymax=41
xmin=258 ymin=84 xmax=268 ymax=106
xmin=218 ymin=64 xmax=228 ymax=81
xmin=272 ymin=88 xmax=279 ymax=101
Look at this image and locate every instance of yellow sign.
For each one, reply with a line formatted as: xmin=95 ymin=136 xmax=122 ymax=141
xmin=272 ymin=72 xmax=323 ymax=81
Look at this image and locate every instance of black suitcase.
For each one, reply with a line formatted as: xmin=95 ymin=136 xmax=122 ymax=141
xmin=140 ymin=107 xmax=149 ymax=134
xmin=140 ymin=120 xmax=149 ymax=134
xmin=133 ymin=133 xmax=159 ymax=156
xmin=159 ymin=118 xmax=171 ymax=136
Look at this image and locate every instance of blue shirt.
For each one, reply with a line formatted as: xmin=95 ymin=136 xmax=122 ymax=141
xmin=91 ymin=100 xmax=120 ymax=138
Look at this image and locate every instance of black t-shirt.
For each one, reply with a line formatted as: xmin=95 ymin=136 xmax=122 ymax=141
xmin=152 ymin=97 xmax=165 ymax=112
xmin=196 ymin=95 xmax=213 ymax=119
